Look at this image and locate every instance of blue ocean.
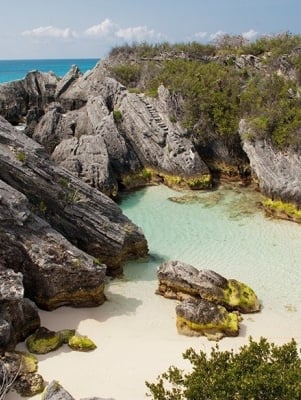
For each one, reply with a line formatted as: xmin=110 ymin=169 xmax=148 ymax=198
xmin=0 ymin=58 xmax=99 ymax=84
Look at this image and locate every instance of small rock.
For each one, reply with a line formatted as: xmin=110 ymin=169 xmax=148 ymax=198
xmin=26 ymin=327 xmax=63 ymax=354
xmin=68 ymin=335 xmax=97 ymax=352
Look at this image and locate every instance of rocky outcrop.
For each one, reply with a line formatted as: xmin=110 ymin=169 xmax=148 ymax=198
xmin=0 ymin=177 xmax=107 ymax=309
xmin=157 ymin=260 xmax=260 ymax=313
xmin=0 ymin=63 xmax=212 ymax=195
xmin=157 ymin=260 xmax=260 ymax=340
xmin=0 ymin=71 xmax=58 ymax=125
xmin=0 ymin=269 xmax=40 ymax=352
xmin=239 ymin=119 xmax=301 ymax=207
xmin=0 ymin=117 xmax=148 ymax=277
xmin=176 ymin=298 xmax=239 ymax=340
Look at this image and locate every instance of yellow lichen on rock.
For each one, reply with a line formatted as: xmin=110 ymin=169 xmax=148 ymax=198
xmin=68 ymin=335 xmax=97 ymax=352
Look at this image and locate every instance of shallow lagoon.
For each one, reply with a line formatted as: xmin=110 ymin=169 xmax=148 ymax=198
xmin=121 ymin=184 xmax=301 ymax=314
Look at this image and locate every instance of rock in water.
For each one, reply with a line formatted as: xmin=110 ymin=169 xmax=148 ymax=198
xmin=157 ymin=260 xmax=260 ymax=313
xmin=176 ymin=298 xmax=239 ymax=340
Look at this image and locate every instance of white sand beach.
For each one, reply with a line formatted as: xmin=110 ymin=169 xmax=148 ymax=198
xmin=8 ymin=273 xmax=301 ymax=400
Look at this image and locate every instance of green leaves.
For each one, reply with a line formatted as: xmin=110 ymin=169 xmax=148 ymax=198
xmin=146 ymin=337 xmax=301 ymax=400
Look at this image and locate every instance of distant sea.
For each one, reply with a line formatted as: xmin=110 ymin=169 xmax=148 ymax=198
xmin=0 ymin=58 xmax=99 ymax=84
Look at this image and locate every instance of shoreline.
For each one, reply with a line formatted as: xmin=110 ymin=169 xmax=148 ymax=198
xmin=8 ymin=276 xmax=301 ymax=400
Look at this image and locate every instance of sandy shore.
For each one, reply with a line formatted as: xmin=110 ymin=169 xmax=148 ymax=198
xmin=7 ymin=275 xmax=301 ymax=400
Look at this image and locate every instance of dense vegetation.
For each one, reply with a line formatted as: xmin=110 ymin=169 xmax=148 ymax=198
xmin=146 ymin=337 xmax=301 ymax=400
xmin=109 ymin=33 xmax=301 ymax=148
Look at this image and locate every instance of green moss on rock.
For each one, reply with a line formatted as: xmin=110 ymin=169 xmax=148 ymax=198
xmin=26 ymin=327 xmax=63 ymax=354
xmin=262 ymin=198 xmax=301 ymax=223
xmin=223 ymin=279 xmax=261 ymax=313
xmin=58 ymin=329 xmax=76 ymax=344
xmin=176 ymin=305 xmax=239 ymax=341
xmin=17 ymin=352 xmax=38 ymax=374
xmin=68 ymin=335 xmax=97 ymax=352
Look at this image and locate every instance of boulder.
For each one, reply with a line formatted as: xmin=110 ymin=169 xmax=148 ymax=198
xmin=68 ymin=335 xmax=97 ymax=352
xmin=42 ymin=380 xmax=75 ymax=400
xmin=176 ymin=298 xmax=239 ymax=340
xmin=157 ymin=260 xmax=260 ymax=313
xmin=26 ymin=327 xmax=63 ymax=354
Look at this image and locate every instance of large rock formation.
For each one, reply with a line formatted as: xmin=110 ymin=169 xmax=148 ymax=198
xmin=157 ymin=260 xmax=260 ymax=313
xmin=0 ymin=64 xmax=211 ymax=196
xmin=0 ymin=178 xmax=108 ymax=309
xmin=239 ymin=119 xmax=301 ymax=207
xmin=0 ymin=116 xmax=148 ymax=277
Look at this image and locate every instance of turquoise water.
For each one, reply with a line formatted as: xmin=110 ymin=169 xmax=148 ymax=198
xmin=120 ymin=184 xmax=301 ymax=314
xmin=0 ymin=58 xmax=99 ymax=83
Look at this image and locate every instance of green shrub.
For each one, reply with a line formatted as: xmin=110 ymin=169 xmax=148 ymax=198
xmin=110 ymin=64 xmax=142 ymax=87
xmin=146 ymin=337 xmax=301 ymax=400
xmin=113 ymin=110 xmax=123 ymax=124
xmin=241 ymin=73 xmax=301 ymax=147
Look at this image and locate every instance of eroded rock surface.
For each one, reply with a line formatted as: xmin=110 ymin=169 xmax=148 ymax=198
xmin=0 ymin=117 xmax=148 ymax=276
xmin=176 ymin=298 xmax=239 ymax=340
xmin=157 ymin=260 xmax=260 ymax=313
xmin=0 ymin=269 xmax=40 ymax=352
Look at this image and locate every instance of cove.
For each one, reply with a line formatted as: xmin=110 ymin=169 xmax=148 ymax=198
xmin=10 ymin=184 xmax=301 ymax=400
xmin=120 ymin=184 xmax=301 ymax=314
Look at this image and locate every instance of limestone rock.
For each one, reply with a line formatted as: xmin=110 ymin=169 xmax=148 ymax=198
xmin=68 ymin=335 xmax=97 ymax=351
xmin=13 ymin=372 xmax=45 ymax=397
xmin=0 ymin=117 xmax=148 ymax=276
xmin=40 ymin=380 xmax=75 ymax=400
xmin=239 ymin=119 xmax=301 ymax=206
xmin=0 ymin=178 xmax=107 ymax=309
xmin=26 ymin=327 xmax=63 ymax=354
xmin=0 ymin=269 xmax=40 ymax=351
xmin=176 ymin=298 xmax=239 ymax=340
xmin=0 ymin=71 xmax=58 ymax=124
xmin=157 ymin=260 xmax=260 ymax=313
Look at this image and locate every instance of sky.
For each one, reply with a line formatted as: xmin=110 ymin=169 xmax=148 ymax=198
xmin=0 ymin=0 xmax=301 ymax=59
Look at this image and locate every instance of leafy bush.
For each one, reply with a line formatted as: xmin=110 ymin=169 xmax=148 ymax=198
xmin=146 ymin=337 xmax=301 ymax=400
xmin=241 ymin=73 xmax=301 ymax=147
xmin=110 ymin=64 xmax=142 ymax=88
xmin=146 ymin=59 xmax=242 ymax=138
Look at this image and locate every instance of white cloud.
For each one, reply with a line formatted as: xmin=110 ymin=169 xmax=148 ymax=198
xmin=84 ymin=18 xmax=116 ymax=37
xmin=242 ymin=29 xmax=258 ymax=40
xmin=210 ymin=30 xmax=226 ymax=41
xmin=194 ymin=32 xmax=208 ymax=40
xmin=115 ymin=25 xmax=159 ymax=41
xmin=22 ymin=25 xmax=77 ymax=39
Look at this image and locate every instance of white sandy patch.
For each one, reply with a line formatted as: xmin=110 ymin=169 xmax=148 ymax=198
xmin=7 ymin=276 xmax=301 ymax=400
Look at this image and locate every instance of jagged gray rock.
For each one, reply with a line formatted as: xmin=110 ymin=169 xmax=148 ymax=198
xmin=1 ymin=64 xmax=211 ymax=194
xmin=0 ymin=179 xmax=107 ymax=310
xmin=176 ymin=298 xmax=239 ymax=340
xmin=0 ymin=268 xmax=40 ymax=351
xmin=0 ymin=71 xmax=58 ymax=124
xmin=239 ymin=119 xmax=301 ymax=206
xmin=157 ymin=260 xmax=260 ymax=313
xmin=0 ymin=116 xmax=148 ymax=276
